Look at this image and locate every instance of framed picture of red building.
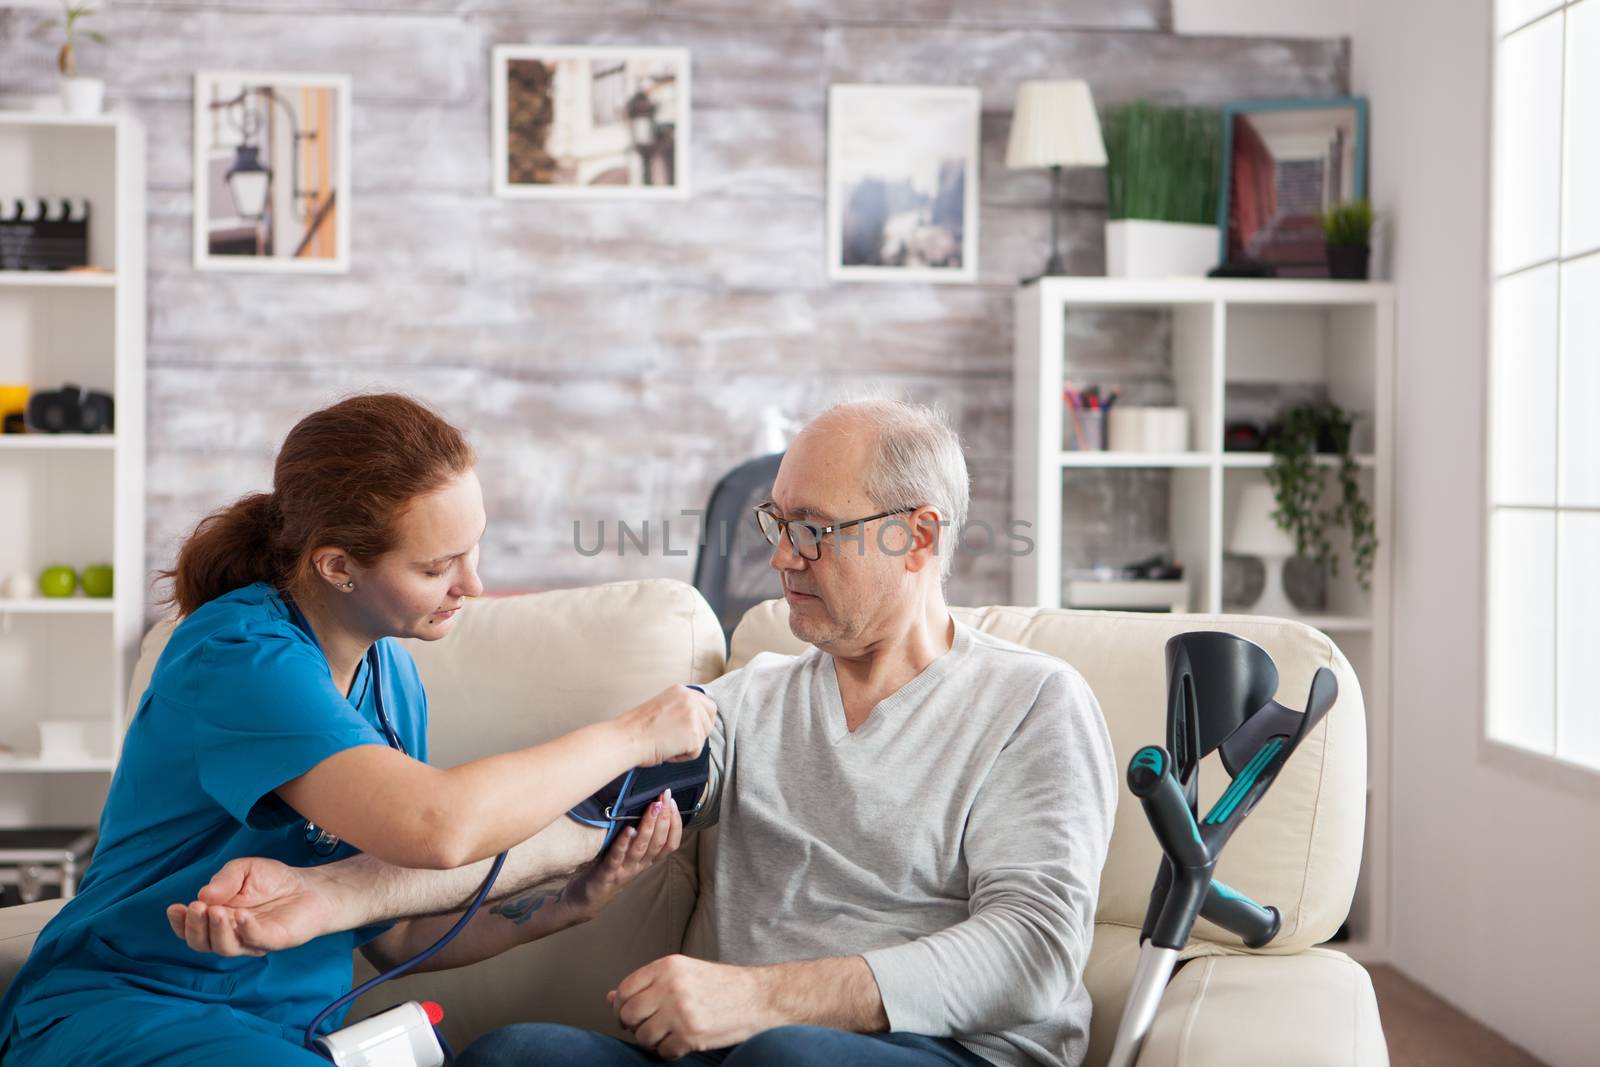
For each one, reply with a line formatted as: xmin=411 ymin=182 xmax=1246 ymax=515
xmin=1218 ymin=97 xmax=1368 ymax=277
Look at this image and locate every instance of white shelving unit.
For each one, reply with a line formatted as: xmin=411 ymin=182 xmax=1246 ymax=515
xmin=1013 ymin=276 xmax=1394 ymax=961
xmin=0 ymin=113 xmax=145 ymax=830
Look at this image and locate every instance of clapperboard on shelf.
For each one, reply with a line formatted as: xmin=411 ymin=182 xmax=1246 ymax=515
xmin=0 ymin=197 xmax=91 ymax=270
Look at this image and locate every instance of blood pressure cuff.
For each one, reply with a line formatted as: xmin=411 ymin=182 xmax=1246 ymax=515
xmin=567 ymin=685 xmax=714 ymax=853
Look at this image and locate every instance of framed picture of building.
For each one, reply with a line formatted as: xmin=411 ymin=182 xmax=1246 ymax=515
xmin=193 ymin=71 xmax=350 ymax=273
xmin=1217 ymin=96 xmax=1369 ymax=277
xmin=827 ymin=84 xmax=980 ymax=283
xmin=493 ymin=45 xmax=690 ymax=199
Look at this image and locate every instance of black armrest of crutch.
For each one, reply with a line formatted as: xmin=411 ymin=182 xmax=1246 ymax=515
xmin=1202 ymin=666 xmax=1339 ymax=851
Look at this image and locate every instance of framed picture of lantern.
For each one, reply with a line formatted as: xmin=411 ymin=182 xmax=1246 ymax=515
xmin=492 ymin=45 xmax=691 ymax=199
xmin=193 ymin=71 xmax=351 ymax=273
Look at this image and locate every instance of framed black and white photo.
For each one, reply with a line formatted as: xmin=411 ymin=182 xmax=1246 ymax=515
xmin=827 ymin=84 xmax=980 ymax=283
xmin=193 ymin=71 xmax=350 ymax=273
xmin=493 ymin=45 xmax=690 ymax=199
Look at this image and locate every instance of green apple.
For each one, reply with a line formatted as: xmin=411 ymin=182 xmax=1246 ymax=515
xmin=38 ymin=565 xmax=77 ymax=598
xmin=81 ymin=563 xmax=113 ymax=598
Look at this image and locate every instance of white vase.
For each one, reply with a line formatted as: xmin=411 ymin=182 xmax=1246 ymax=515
xmin=1105 ymin=219 xmax=1220 ymax=278
xmin=60 ymin=77 xmax=105 ymax=116
xmin=0 ymin=572 xmax=35 ymax=599
xmin=1248 ymin=553 xmax=1301 ymax=618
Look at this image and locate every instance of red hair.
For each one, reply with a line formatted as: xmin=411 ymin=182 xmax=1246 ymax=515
xmin=159 ymin=393 xmax=476 ymax=617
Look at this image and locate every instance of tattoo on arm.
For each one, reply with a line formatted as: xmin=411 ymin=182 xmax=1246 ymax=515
xmin=492 ymin=886 xmax=561 ymax=926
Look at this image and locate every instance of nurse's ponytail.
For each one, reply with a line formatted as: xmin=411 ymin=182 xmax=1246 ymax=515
xmin=160 ymin=491 xmax=290 ymax=618
xmin=159 ymin=393 xmax=475 ymax=617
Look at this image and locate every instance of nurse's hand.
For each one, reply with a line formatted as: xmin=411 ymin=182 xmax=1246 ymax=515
xmin=165 ymin=857 xmax=339 ymax=957
xmin=564 ymin=789 xmax=683 ymax=922
xmin=622 ymin=685 xmax=716 ymax=767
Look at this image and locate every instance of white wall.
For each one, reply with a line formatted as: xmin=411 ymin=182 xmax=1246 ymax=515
xmin=1181 ymin=2 xmax=1600 ymax=1065
xmin=1357 ymin=4 xmax=1600 ymax=1066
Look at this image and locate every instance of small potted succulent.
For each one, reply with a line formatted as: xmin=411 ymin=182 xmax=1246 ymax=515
xmin=1320 ymin=199 xmax=1374 ymax=280
xmin=50 ymin=2 xmax=108 ymax=115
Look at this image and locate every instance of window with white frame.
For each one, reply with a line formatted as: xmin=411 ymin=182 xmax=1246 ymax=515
xmin=1488 ymin=0 xmax=1600 ymax=770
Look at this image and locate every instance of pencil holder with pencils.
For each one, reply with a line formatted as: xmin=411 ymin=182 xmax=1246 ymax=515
xmin=1065 ymin=384 xmax=1118 ymax=451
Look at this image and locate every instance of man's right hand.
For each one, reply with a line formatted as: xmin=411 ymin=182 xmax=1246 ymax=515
xmin=166 ymin=856 xmax=341 ymax=957
xmin=622 ymin=685 xmax=716 ymax=767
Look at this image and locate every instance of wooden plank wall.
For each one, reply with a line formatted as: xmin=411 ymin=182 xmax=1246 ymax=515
xmin=0 ymin=2 xmax=1347 ymax=612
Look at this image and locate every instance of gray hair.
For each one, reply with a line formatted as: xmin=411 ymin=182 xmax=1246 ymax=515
xmin=800 ymin=398 xmax=971 ymax=579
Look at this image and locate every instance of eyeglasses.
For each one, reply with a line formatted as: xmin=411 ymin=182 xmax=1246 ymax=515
xmin=753 ymin=505 xmax=916 ymax=562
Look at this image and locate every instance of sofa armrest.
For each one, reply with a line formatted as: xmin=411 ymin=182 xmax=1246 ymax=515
xmin=1083 ymin=925 xmax=1386 ymax=1067
xmin=0 ymin=899 xmax=66 ymax=996
xmin=1133 ymin=947 xmax=1387 ymax=1067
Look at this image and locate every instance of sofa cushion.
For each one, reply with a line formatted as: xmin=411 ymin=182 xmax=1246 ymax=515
xmin=392 ymin=579 xmax=726 ymax=767
xmin=346 ymin=855 xmax=701 ymax=1046
xmin=126 ymin=578 xmax=728 ymax=752
xmin=0 ymin=900 xmax=65 ymax=998
xmin=724 ymin=601 xmax=1366 ymax=953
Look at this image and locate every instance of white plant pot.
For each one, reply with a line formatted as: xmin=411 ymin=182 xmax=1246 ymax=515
xmin=1105 ymin=219 xmax=1220 ymax=278
xmin=60 ymin=77 xmax=105 ymax=116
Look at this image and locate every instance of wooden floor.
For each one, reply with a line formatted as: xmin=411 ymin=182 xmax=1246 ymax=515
xmin=1369 ymin=966 xmax=1548 ymax=1067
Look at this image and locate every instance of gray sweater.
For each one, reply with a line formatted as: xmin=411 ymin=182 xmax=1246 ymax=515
xmin=696 ymin=622 xmax=1118 ymax=1067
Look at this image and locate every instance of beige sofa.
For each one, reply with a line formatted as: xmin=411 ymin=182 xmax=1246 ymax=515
xmin=0 ymin=579 xmax=1386 ymax=1065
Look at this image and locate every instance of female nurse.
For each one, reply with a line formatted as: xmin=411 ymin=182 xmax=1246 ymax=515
xmin=0 ymin=393 xmax=714 ymax=1065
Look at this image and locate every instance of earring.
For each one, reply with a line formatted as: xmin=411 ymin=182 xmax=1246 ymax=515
xmin=341 ymin=581 xmax=355 ymax=591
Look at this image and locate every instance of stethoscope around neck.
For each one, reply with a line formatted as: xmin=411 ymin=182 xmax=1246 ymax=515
xmin=284 ymin=597 xmax=405 ymax=856
xmin=279 ymin=595 xmax=509 ymax=1061
xmin=284 ymin=596 xmax=405 ymax=752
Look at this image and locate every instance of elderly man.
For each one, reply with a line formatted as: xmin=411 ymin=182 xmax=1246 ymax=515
xmin=172 ymin=399 xmax=1117 ymax=1067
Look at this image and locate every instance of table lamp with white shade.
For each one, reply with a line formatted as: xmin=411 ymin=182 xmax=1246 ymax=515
xmin=1230 ymin=481 xmax=1300 ymax=617
xmin=1006 ymin=79 xmax=1107 ymax=279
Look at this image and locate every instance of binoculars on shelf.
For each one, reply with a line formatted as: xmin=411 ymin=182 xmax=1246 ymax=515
xmin=24 ymin=384 xmax=114 ymax=434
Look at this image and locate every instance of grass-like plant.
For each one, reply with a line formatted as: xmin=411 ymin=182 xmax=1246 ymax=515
xmin=1102 ymin=101 xmax=1222 ymax=225
xmin=1319 ymin=199 xmax=1374 ymax=247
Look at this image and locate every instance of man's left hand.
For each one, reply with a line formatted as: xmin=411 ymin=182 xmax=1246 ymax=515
xmin=564 ymin=789 xmax=682 ymax=923
xmin=609 ymin=954 xmax=777 ymax=1059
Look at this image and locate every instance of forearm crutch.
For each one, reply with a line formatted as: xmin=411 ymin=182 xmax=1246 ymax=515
xmin=1105 ymin=632 xmax=1337 ymax=1067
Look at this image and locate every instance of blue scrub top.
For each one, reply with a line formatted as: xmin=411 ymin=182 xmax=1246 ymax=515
xmin=0 ymin=581 xmax=429 ymax=1049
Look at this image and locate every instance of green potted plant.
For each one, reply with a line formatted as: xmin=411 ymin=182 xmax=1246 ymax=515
xmin=1101 ymin=101 xmax=1222 ymax=277
xmin=1319 ymin=199 xmax=1374 ymax=280
xmin=1263 ymin=401 xmax=1377 ymax=592
xmin=49 ymin=2 xmax=108 ymax=116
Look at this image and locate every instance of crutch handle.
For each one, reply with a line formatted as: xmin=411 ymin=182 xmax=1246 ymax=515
xmin=1202 ymin=878 xmax=1281 ymax=948
xmin=1127 ymin=746 xmax=1208 ymax=869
